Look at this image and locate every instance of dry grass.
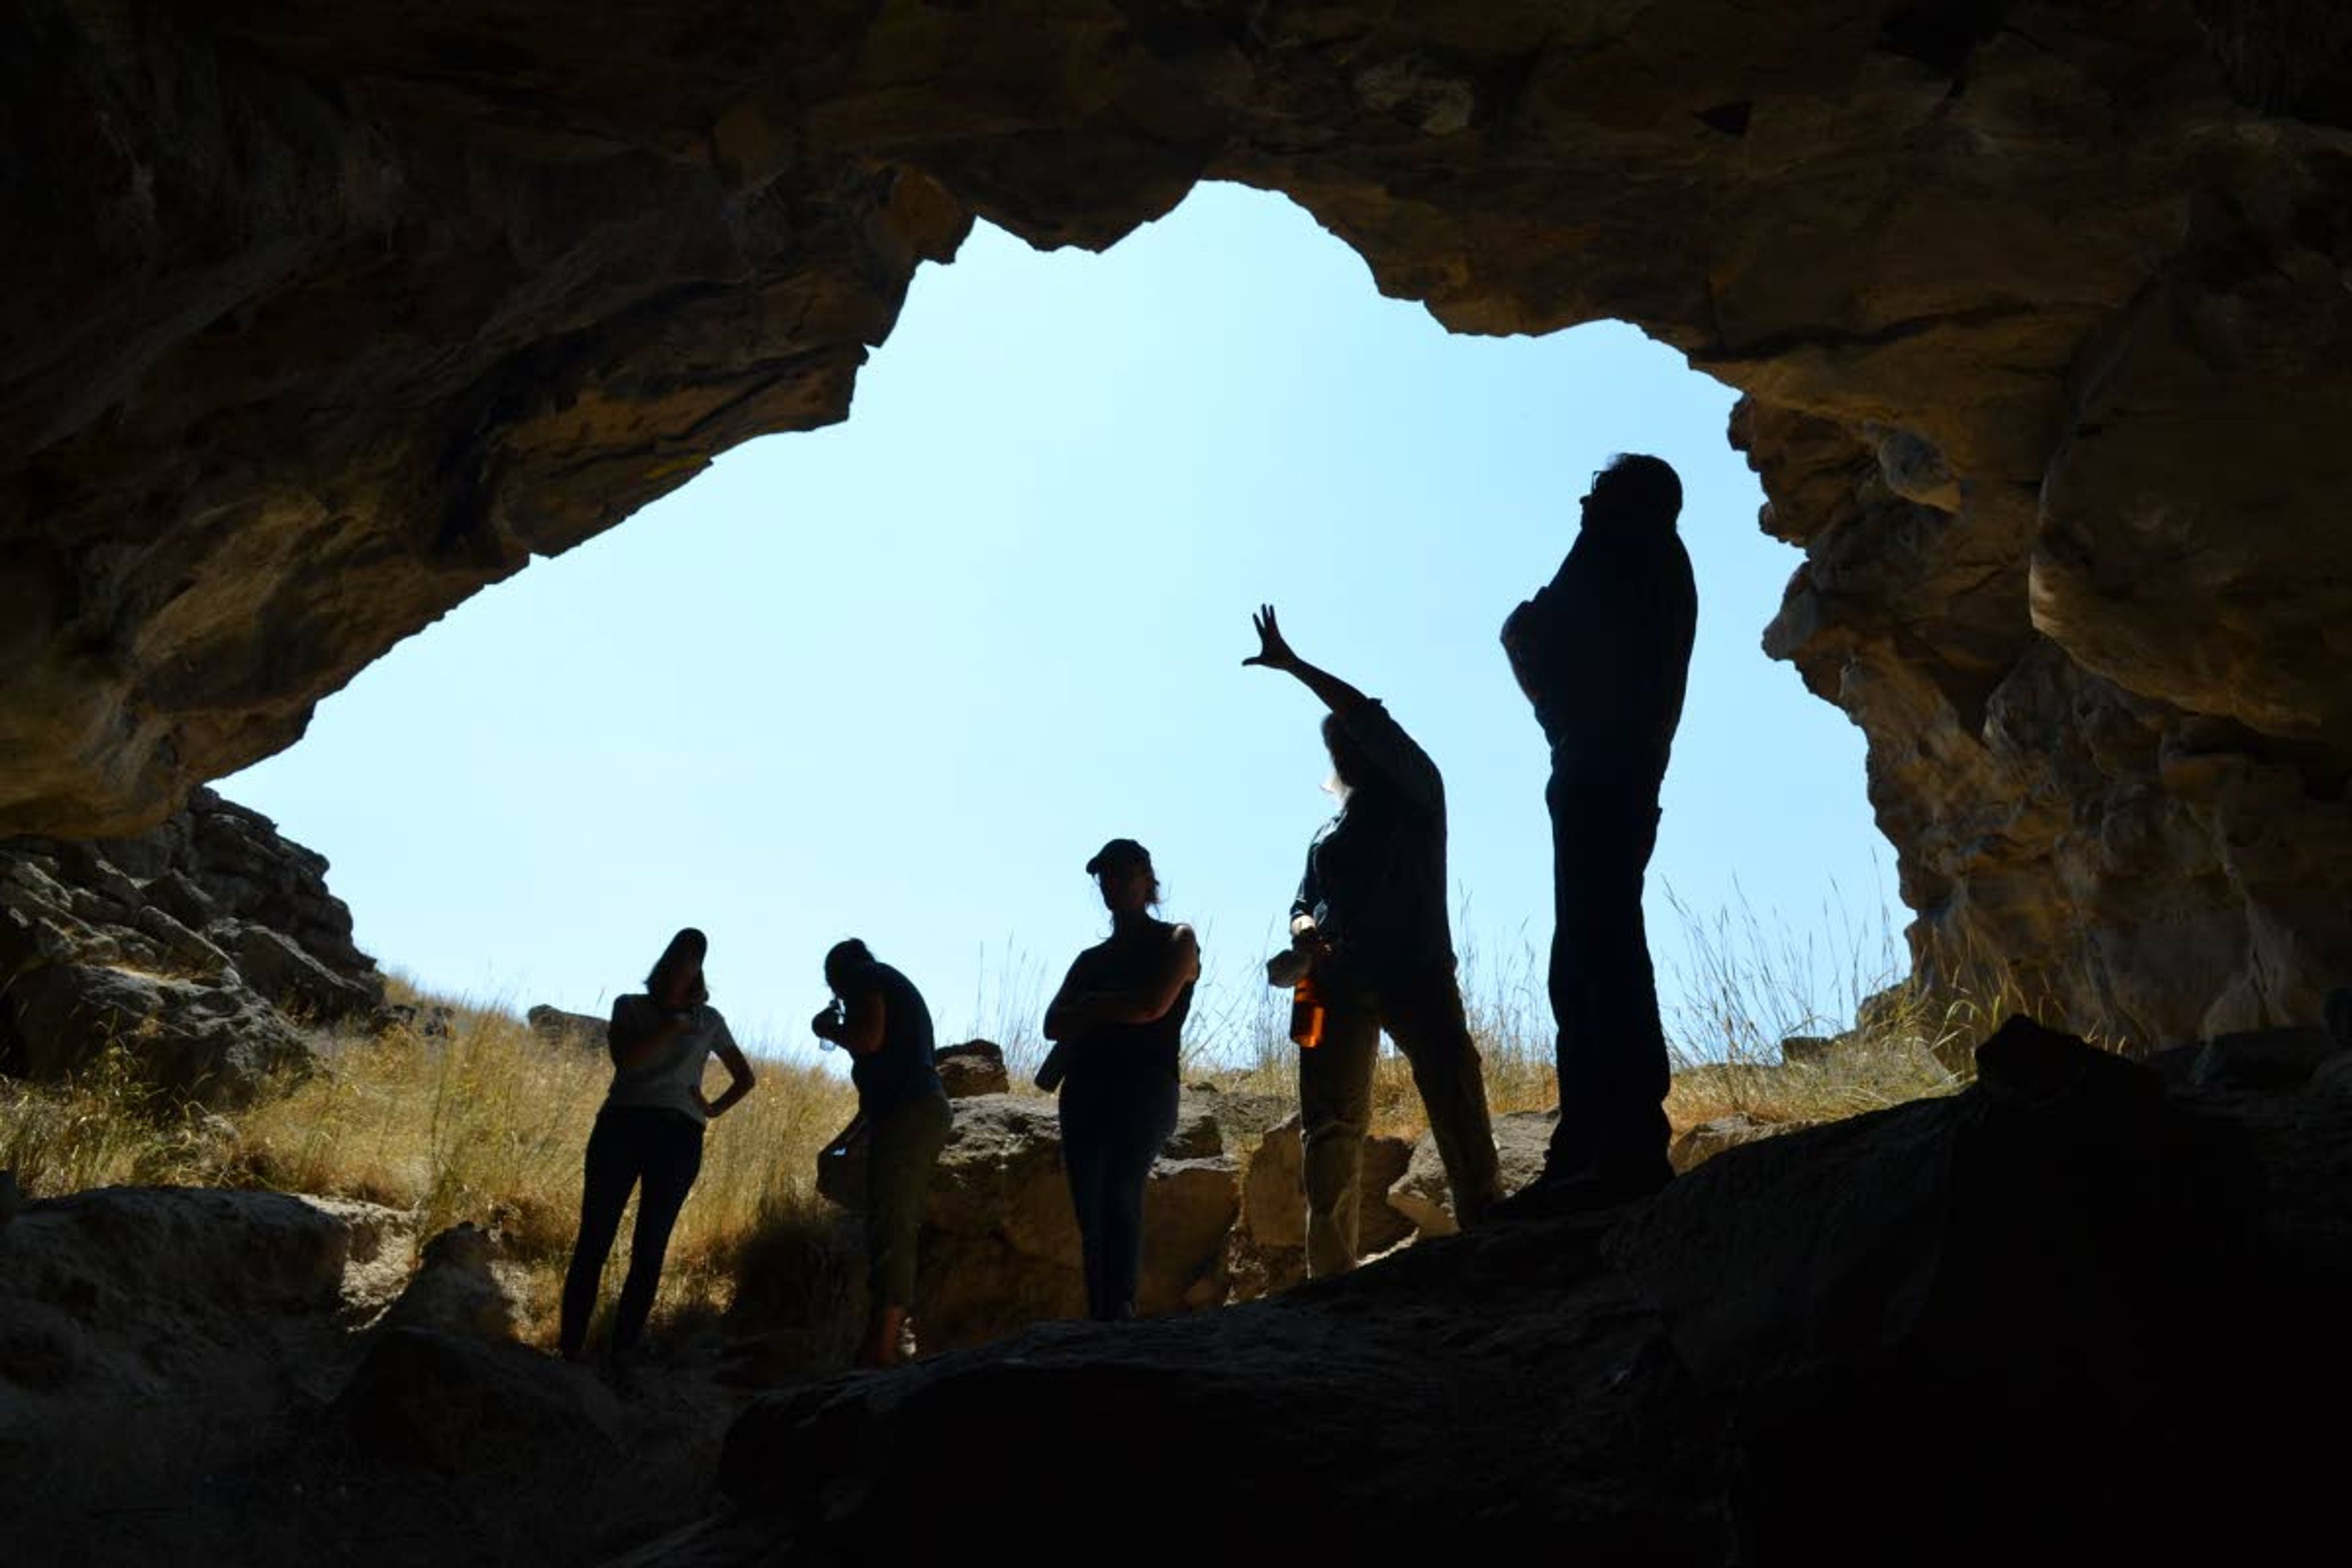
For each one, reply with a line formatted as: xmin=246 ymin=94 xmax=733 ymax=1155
xmin=2 ymin=984 xmax=858 ymax=1348
xmin=0 ymin=892 xmax=2018 ymax=1345
xmin=0 ymin=1044 xmax=236 ymax=1193
xmin=1161 ymin=886 xmax=1977 ymax=1142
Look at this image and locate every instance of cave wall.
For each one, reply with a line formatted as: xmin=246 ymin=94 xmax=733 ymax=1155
xmin=4 ymin=1 xmax=2348 ymax=1046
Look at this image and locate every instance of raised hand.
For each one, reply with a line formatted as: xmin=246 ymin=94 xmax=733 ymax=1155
xmin=1243 ymin=603 xmax=1300 ymax=672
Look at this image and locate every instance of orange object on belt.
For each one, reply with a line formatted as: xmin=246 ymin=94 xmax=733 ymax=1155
xmin=1289 ymin=973 xmax=1326 ymax=1050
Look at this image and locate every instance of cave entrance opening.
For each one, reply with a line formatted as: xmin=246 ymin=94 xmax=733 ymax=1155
xmin=221 ymin=183 xmax=1899 ymax=1069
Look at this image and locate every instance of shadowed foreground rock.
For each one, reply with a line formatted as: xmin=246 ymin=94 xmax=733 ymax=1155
xmin=0 ymin=1186 xmax=747 ymax=1567
xmin=624 ymin=1020 xmax=2352 ymax=1566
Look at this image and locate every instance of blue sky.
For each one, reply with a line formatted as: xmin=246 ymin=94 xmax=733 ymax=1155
xmin=224 ymin=183 xmax=1900 ymax=1065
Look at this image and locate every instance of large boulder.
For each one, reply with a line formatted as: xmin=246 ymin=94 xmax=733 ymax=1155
xmin=336 ymin=1328 xmax=624 ymax=1474
xmin=7 ymin=961 xmax=312 ymax=1109
xmin=0 ymin=1186 xmax=394 ymax=1409
xmin=1241 ymin=1111 xmax=1414 ymax=1256
xmin=527 ymin=1004 xmax=611 ymax=1052
xmin=379 ymin=1224 xmax=522 ymax=1343
xmin=1385 ymin=1109 xmax=1555 ymax=1240
xmin=932 ymin=1039 xmax=1009 ymax=1098
xmin=815 ymin=1090 xmax=1243 ymax=1349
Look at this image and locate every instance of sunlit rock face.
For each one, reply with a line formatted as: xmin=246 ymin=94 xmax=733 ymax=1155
xmin=3 ymin=2 xmax=2347 ymax=1041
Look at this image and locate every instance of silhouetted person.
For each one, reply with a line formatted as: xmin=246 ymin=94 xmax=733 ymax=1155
xmin=560 ymin=927 xmax=757 ymax=1363
xmin=1040 ymin=839 xmax=1201 ymax=1321
xmin=814 ymin=938 xmax=951 ymax=1369
xmin=1501 ymin=453 xmax=1697 ymax=1208
xmin=1246 ymin=606 xmax=1502 ymax=1275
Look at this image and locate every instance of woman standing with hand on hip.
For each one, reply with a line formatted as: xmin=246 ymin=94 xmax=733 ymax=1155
xmin=559 ymin=927 xmax=757 ymax=1365
xmin=1041 ymin=839 xmax=1201 ymax=1322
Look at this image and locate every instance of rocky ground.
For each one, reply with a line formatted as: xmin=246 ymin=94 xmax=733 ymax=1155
xmin=2 ymin=1012 xmax=2345 ymax=1567
xmin=629 ymin=1016 xmax=2352 ymax=1566
xmin=0 ymin=1185 xmax=752 ymax=1567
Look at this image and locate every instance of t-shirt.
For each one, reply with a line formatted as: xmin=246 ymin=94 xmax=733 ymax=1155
xmin=840 ymin=960 xmax=943 ymax=1113
xmin=1057 ymin=918 xmax=1196 ymax=1085
xmin=1291 ymin=698 xmax=1455 ymax=991
xmin=603 ymin=995 xmax=735 ymax=1126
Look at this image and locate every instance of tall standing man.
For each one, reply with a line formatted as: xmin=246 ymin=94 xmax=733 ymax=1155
xmin=1500 ymin=454 xmax=1697 ymax=1209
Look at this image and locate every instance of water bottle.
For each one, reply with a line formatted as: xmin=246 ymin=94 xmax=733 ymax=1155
xmin=1289 ymin=972 xmax=1325 ymax=1050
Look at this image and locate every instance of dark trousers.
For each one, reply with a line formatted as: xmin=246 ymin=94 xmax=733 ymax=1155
xmin=864 ymin=1090 xmax=952 ymax=1309
xmin=1301 ymin=963 xmax=1501 ymax=1276
xmin=1544 ymin=753 xmax=1673 ymax=1193
xmin=559 ymin=1105 xmax=704 ymax=1357
xmin=1059 ymin=1067 xmax=1180 ymax=1321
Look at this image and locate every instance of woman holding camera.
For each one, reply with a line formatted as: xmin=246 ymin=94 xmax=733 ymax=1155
xmin=1041 ymin=838 xmax=1200 ymax=1322
xmin=559 ymin=926 xmax=758 ymax=1363
xmin=814 ymin=938 xmax=951 ymax=1368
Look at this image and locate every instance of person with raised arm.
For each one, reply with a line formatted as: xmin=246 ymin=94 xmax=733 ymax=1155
xmin=1245 ymin=606 xmax=1501 ymax=1275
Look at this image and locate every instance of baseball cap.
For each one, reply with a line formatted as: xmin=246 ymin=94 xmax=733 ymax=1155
xmin=1084 ymin=838 xmax=1153 ymax=875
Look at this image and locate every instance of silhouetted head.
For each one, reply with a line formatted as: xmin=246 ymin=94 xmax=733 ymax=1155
xmin=823 ymin=938 xmax=875 ymax=995
xmin=1581 ymin=453 xmax=1683 ymax=532
xmin=1085 ymin=838 xmax=1160 ymax=917
xmin=646 ymin=928 xmax=708 ymax=1008
xmin=1321 ymin=712 xmax=1374 ymax=798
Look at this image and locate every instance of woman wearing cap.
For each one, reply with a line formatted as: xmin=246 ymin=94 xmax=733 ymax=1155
xmin=559 ymin=927 xmax=758 ymax=1363
xmin=813 ymin=937 xmax=951 ymax=1368
xmin=1040 ymin=839 xmax=1202 ymax=1322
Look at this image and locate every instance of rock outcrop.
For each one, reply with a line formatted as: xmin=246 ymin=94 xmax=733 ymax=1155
xmin=4 ymin=6 xmax=2349 ymax=1045
xmin=932 ymin=1039 xmax=1011 ymax=1098
xmin=338 ymin=1328 xmax=625 ymax=1474
xmin=1384 ymin=1107 xmax=1555 ymax=1239
xmin=0 ymin=1187 xmax=374 ymax=1400
xmin=526 ymin=1004 xmax=610 ymax=1052
xmin=1239 ymin=1110 xmax=1414 ymax=1257
xmin=622 ymin=1018 xmax=2352 ymax=1565
xmin=0 ymin=788 xmax=383 ymax=1104
xmin=813 ymin=1090 xmax=1247 ymax=1349
xmin=377 ymin=1224 xmax=524 ymax=1343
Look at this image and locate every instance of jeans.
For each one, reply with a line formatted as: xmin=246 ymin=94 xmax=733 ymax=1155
xmin=1300 ymin=962 xmax=1501 ymax=1278
xmin=559 ymin=1105 xmax=704 ymax=1357
xmin=1543 ymin=753 xmax=1673 ymax=1193
xmin=1059 ymin=1066 xmax=1180 ymax=1320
